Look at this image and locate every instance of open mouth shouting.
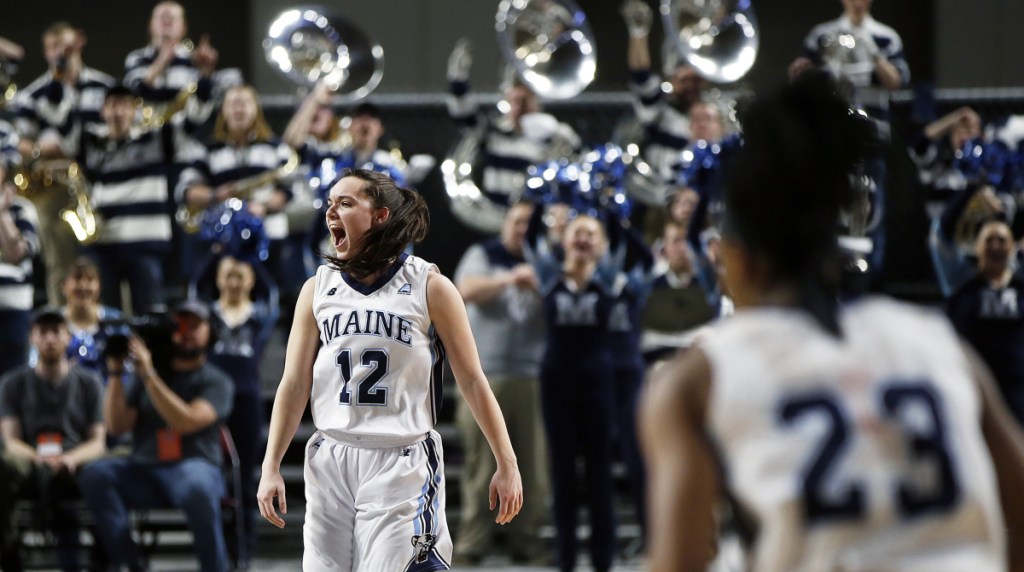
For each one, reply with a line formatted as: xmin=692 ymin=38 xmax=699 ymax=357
xmin=329 ymin=223 xmax=347 ymax=251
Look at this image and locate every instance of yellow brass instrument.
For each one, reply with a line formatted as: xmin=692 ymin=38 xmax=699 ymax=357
xmin=135 ymin=37 xmax=199 ymax=129
xmin=138 ymin=81 xmax=198 ymax=130
xmin=12 ymin=158 xmax=103 ymax=243
xmin=0 ymin=57 xmax=16 ymax=108
xmin=176 ymin=151 xmax=300 ymax=233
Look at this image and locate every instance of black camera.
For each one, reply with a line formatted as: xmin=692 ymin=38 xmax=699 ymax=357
xmin=101 ymin=312 xmax=178 ymax=371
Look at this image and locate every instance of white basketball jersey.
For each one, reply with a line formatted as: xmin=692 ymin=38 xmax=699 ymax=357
xmin=310 ymin=255 xmax=446 ymax=447
xmin=701 ymin=297 xmax=1006 ymax=572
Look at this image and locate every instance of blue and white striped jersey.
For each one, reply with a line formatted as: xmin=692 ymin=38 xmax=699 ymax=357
xmin=447 ymin=80 xmax=578 ymax=205
xmin=0 ymin=197 xmax=40 ymax=312
xmin=10 ymin=67 xmax=114 ymax=147
xmin=628 ymin=70 xmax=692 ymax=182
xmin=802 ymin=14 xmax=910 ymax=115
xmin=177 ymin=138 xmax=295 ymax=239
xmin=78 ymin=124 xmax=193 ymax=251
xmin=124 ymin=43 xmax=216 ymax=129
xmin=0 ymin=120 xmax=19 ymax=169
xmin=310 ymin=254 xmax=446 ymax=447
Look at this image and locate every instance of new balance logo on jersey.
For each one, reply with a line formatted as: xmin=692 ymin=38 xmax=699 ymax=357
xmin=327 ymin=288 xmax=337 ymax=296
xmin=398 ymin=283 xmax=412 ymax=295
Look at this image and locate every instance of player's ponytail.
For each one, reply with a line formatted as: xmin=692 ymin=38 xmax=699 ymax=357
xmin=722 ymin=72 xmax=876 ymax=335
xmin=323 ymin=169 xmax=430 ymax=279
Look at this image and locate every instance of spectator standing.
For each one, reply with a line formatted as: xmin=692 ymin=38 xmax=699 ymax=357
xmin=452 ymin=202 xmax=549 ymax=565
xmin=208 ymin=256 xmax=276 ymax=561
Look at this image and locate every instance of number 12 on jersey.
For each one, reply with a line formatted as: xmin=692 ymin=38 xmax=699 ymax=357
xmin=335 ymin=348 xmax=390 ymax=406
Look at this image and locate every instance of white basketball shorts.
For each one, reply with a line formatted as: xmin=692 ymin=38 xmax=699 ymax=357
xmin=302 ymin=430 xmax=452 ymax=571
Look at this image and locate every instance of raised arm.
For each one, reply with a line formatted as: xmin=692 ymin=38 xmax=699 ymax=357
xmin=427 ymin=270 xmax=523 ymax=524
xmin=445 ymin=38 xmax=479 ymax=127
xmin=128 ymin=337 xmax=223 ymax=435
xmin=621 ymin=0 xmax=654 ymax=73
xmin=640 ymin=347 xmax=719 ymax=572
xmin=258 ymin=276 xmax=320 ymax=528
xmin=283 ymin=82 xmax=331 ymax=150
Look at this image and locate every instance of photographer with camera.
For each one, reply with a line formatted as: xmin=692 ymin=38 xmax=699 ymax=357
xmin=0 ymin=307 xmax=106 ymax=572
xmin=78 ymin=300 xmax=234 ymax=572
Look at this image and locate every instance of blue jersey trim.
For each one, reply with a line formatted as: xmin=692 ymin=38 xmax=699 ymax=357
xmin=340 ymin=252 xmax=409 ymax=296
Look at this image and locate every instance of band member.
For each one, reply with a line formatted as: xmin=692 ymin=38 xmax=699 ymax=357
xmin=9 ymin=21 xmax=114 ymax=304
xmin=789 ymin=0 xmax=909 ymax=118
xmin=284 ymin=82 xmax=407 ymax=270
xmin=124 ymin=1 xmax=223 ymax=130
xmin=77 ymin=84 xmax=194 ymax=313
xmin=178 ymin=85 xmax=297 ymax=311
xmin=445 ymin=38 xmax=580 ymax=211
xmin=620 ymin=0 xmax=707 ymax=183
xmin=0 ymin=126 xmax=41 ymax=379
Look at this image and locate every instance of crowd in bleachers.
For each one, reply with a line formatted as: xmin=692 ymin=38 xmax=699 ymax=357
xmin=1 ymin=0 xmax=1024 ymax=570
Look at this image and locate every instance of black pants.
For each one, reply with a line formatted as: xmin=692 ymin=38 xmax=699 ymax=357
xmin=540 ymin=364 xmax=617 ymax=572
xmin=0 ymin=454 xmax=84 ymax=572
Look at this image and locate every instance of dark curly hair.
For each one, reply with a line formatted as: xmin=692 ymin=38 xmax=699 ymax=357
xmin=722 ymin=72 xmax=877 ymax=335
xmin=321 ymin=169 xmax=429 ymax=279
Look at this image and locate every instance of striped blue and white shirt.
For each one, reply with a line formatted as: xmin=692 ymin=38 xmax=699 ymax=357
xmin=628 ymin=70 xmax=692 ymax=182
xmin=0 ymin=120 xmax=18 ymax=169
xmin=78 ymin=124 xmax=193 ymax=252
xmin=447 ymin=80 xmax=579 ymax=205
xmin=802 ymin=14 xmax=910 ymax=115
xmin=124 ymin=43 xmax=216 ymax=129
xmin=177 ymin=138 xmax=295 ymax=240
xmin=10 ymin=67 xmax=115 ymax=148
xmin=0 ymin=197 xmax=40 ymax=312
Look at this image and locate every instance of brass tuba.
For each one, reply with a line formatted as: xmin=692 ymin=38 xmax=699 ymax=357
xmin=495 ymin=0 xmax=597 ymax=100
xmin=263 ymin=7 xmax=384 ymax=102
xmin=12 ymin=159 xmax=103 ymax=243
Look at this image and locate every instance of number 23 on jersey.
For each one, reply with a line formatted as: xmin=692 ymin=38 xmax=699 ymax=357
xmin=777 ymin=380 xmax=961 ymax=526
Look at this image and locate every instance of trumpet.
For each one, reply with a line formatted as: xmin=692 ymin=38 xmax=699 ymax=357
xmin=12 ymin=158 xmax=103 ymax=244
xmin=176 ymin=151 xmax=299 ymax=234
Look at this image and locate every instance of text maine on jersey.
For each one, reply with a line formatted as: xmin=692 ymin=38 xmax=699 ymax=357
xmin=321 ymin=309 xmax=415 ymax=347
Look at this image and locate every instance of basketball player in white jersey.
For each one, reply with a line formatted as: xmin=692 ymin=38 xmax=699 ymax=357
xmin=640 ymin=74 xmax=1024 ymax=572
xmin=257 ymin=169 xmax=523 ymax=571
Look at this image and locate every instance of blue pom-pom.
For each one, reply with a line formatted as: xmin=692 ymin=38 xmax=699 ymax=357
xmin=199 ymin=200 xmax=271 ymax=263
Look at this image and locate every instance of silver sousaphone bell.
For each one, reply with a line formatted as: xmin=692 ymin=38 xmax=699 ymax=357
xmin=263 ymin=7 xmax=384 ymax=101
xmin=496 ymin=0 xmax=596 ymax=100
xmin=661 ymin=0 xmax=758 ymax=84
